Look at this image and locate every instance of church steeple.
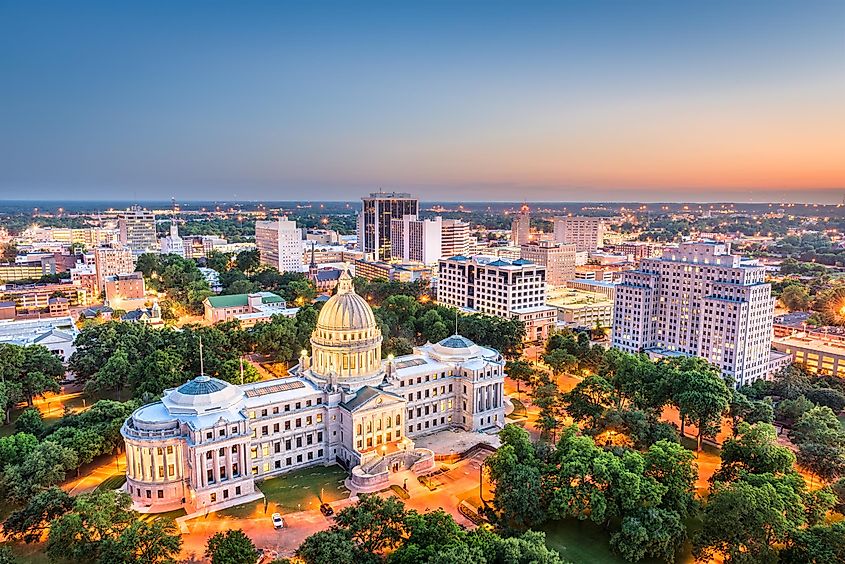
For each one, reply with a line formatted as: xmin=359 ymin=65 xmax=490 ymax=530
xmin=308 ymin=241 xmax=318 ymax=281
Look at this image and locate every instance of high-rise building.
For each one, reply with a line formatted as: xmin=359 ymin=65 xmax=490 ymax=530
xmin=611 ymin=241 xmax=774 ymax=386
xmin=553 ymin=216 xmax=607 ymax=252
xmin=519 ymin=241 xmax=577 ymax=286
xmin=118 ymin=206 xmax=158 ymax=256
xmin=510 ymin=204 xmax=531 ymax=246
xmin=94 ymin=245 xmax=136 ymax=292
xmin=437 ymin=255 xmax=557 ymax=343
xmin=441 ymin=219 xmax=470 ymax=257
xmin=255 ymin=217 xmax=304 ymax=273
xmin=390 ymin=215 xmax=442 ymax=265
xmin=159 ymin=223 xmax=185 ymax=257
xmin=358 ymin=192 xmax=418 ymax=261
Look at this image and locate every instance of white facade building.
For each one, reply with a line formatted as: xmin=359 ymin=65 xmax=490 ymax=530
xmin=0 ymin=316 xmax=79 ymax=362
xmin=612 ymin=241 xmax=774 ymax=386
xmin=255 ymin=217 xmax=304 ymax=273
xmin=437 ymin=255 xmax=557 ymax=343
xmin=390 ymin=215 xmax=443 ymax=265
xmin=122 ymin=271 xmax=505 ymax=513
xmin=159 ymin=223 xmax=186 ymax=258
xmin=441 ymin=219 xmax=471 ymax=258
xmin=118 ymin=206 xmax=158 ymax=256
xmin=553 ymin=216 xmax=607 ymax=252
xmin=510 ymin=205 xmax=531 ymax=246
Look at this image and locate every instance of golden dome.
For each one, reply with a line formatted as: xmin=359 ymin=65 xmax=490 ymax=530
xmin=309 ymin=270 xmax=383 ymax=384
xmin=315 ymin=270 xmax=378 ymax=332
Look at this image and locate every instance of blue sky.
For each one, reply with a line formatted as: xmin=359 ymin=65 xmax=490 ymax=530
xmin=1 ymin=1 xmax=843 ymax=202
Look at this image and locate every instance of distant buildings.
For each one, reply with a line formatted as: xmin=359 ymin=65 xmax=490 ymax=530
xmin=353 ymin=259 xmax=429 ymax=283
xmin=0 ymin=316 xmax=79 ymax=362
xmin=510 ymin=205 xmax=531 ymax=246
xmin=612 ymin=241 xmax=774 ymax=386
xmin=519 ymin=241 xmax=577 ymax=286
xmin=547 ymin=287 xmax=614 ymax=330
xmin=119 ymin=206 xmax=158 ymax=256
xmin=390 ymin=215 xmax=442 ymax=265
xmin=358 ymin=192 xmax=418 ymax=261
xmin=104 ymin=272 xmax=146 ymax=309
xmin=437 ymin=255 xmax=556 ymax=343
xmin=553 ymin=216 xmax=607 ymax=252
xmin=440 ymin=219 xmax=471 ymax=258
xmin=771 ymin=334 xmax=845 ymax=378
xmin=255 ymin=217 xmax=304 ymax=273
xmin=203 ymin=292 xmax=298 ymax=325
xmin=159 ymin=223 xmax=186 ymax=257
xmin=94 ymin=245 xmax=136 ymax=292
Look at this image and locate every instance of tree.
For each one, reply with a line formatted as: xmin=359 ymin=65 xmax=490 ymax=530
xmin=46 ymin=490 xmax=136 ymax=562
xmin=781 ymin=521 xmax=845 ymax=564
xmin=790 ymin=406 xmax=845 ymax=483
xmin=543 ymin=349 xmax=577 ymax=378
xmin=776 ymin=395 xmax=814 ymax=424
xmin=84 ymin=349 xmax=131 ymax=400
xmin=0 ymin=432 xmax=39 ymax=470
xmin=217 ymin=358 xmax=260 ymax=385
xmin=205 ymin=529 xmax=257 ymax=564
xmin=671 ymin=358 xmax=731 ymax=451
xmin=10 ymin=345 xmax=64 ymax=406
xmin=384 ymin=337 xmax=413 ymax=357
xmin=295 ymin=530 xmax=356 ymax=564
xmin=713 ymin=422 xmax=796 ymax=483
xmin=255 ymin=316 xmax=298 ymax=363
xmin=15 ymin=407 xmax=44 ymax=436
xmin=780 ymin=284 xmax=812 ymax=311
xmin=610 ymin=507 xmax=686 ymax=563
xmin=99 ymin=518 xmax=182 ymax=564
xmin=0 ymin=547 xmax=15 ymax=564
xmin=695 ymin=479 xmax=798 ymax=563
xmin=643 ymin=440 xmax=698 ymax=518
xmin=3 ymin=440 xmax=78 ymax=503
xmin=224 ymin=278 xmax=260 ymax=295
xmin=505 ymin=360 xmax=534 ymax=398
xmin=484 ymin=425 xmax=546 ymax=532
xmin=333 ymin=494 xmax=407 ymax=554
xmin=235 ymin=249 xmax=260 ymax=273
xmin=2 ymin=486 xmax=74 ymax=543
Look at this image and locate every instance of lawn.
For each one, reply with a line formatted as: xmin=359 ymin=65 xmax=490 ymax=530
xmin=542 ymin=518 xmax=695 ymax=564
xmin=217 ymin=464 xmax=350 ymax=519
xmin=95 ymin=474 xmax=127 ymax=492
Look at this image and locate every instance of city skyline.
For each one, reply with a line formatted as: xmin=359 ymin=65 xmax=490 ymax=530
xmin=2 ymin=1 xmax=843 ymax=202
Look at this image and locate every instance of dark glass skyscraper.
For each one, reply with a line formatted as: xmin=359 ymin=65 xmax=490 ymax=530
xmin=358 ymin=191 xmax=418 ymax=261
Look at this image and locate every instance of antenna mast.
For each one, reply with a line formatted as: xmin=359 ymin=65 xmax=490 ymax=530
xmin=199 ymin=337 xmax=205 ymax=375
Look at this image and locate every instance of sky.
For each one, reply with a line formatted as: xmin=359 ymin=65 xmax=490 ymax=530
xmin=0 ymin=1 xmax=843 ymax=203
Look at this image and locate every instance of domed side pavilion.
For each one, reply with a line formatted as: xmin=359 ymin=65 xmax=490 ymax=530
xmin=121 ymin=269 xmax=506 ymax=514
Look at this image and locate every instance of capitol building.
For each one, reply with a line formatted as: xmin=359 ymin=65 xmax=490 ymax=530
xmin=121 ymin=271 xmax=507 ymax=513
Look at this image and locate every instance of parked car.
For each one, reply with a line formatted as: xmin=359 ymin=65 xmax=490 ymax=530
xmin=319 ymin=503 xmax=334 ymax=516
xmin=271 ymin=513 xmax=285 ymax=529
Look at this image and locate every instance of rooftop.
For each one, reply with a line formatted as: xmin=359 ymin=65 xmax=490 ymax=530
xmin=205 ymin=291 xmax=284 ymax=309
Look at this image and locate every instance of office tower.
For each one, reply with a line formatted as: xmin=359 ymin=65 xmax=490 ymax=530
xmin=510 ymin=204 xmax=531 ymax=246
xmin=118 ymin=205 xmax=158 ymax=256
xmin=519 ymin=241 xmax=577 ymax=286
xmin=159 ymin=223 xmax=185 ymax=257
xmin=437 ymin=255 xmax=557 ymax=343
xmin=358 ymin=191 xmax=418 ymax=261
xmin=94 ymin=245 xmax=136 ymax=292
xmin=612 ymin=241 xmax=774 ymax=386
xmin=255 ymin=217 xmax=304 ymax=273
xmin=441 ymin=219 xmax=470 ymax=257
xmin=390 ymin=215 xmax=442 ymax=265
xmin=553 ymin=216 xmax=607 ymax=252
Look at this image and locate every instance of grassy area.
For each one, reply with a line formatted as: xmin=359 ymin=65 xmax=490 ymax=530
xmin=139 ymin=508 xmax=186 ymax=523
xmin=6 ymin=542 xmax=50 ymax=564
xmin=95 ymin=474 xmax=127 ymax=492
xmin=217 ymin=464 xmax=350 ymax=519
xmin=509 ymin=398 xmax=528 ymax=419
xmin=542 ymin=519 xmax=694 ymax=564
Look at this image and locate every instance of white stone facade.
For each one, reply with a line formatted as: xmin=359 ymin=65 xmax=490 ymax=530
xmin=122 ymin=271 xmax=505 ymax=513
xmin=612 ymin=241 xmax=774 ymax=386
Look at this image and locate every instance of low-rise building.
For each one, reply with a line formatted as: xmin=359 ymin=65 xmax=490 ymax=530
xmin=0 ymin=316 xmax=79 ymax=361
xmin=121 ymin=271 xmax=504 ymax=514
xmin=771 ymin=334 xmax=845 ymax=377
xmin=104 ymin=272 xmax=146 ymax=308
xmin=203 ymin=292 xmax=298 ymax=326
